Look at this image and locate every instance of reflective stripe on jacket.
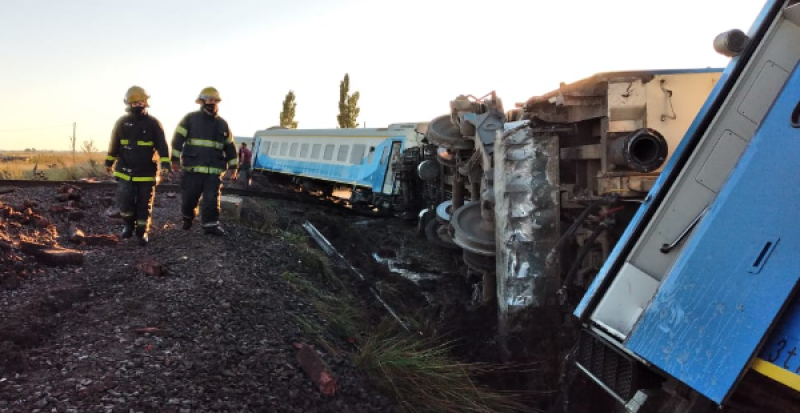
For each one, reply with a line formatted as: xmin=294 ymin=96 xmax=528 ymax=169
xmin=171 ymin=111 xmax=238 ymax=174
xmin=105 ymin=113 xmax=170 ymax=180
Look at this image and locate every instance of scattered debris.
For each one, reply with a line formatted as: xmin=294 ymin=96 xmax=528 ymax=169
xmin=19 ymin=241 xmax=84 ymax=267
xmin=68 ymin=226 xmax=85 ymax=244
xmin=303 ymin=220 xmax=411 ymax=332
xmin=83 ymin=234 xmax=118 ymax=246
xmin=295 ymin=342 xmax=338 ymax=396
xmin=133 ymin=327 xmax=165 ymax=335
xmin=137 ymin=258 xmax=168 ymax=277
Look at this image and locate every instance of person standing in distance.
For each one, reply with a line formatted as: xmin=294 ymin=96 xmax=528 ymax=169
xmin=237 ymin=141 xmax=252 ymax=187
xmin=105 ymin=86 xmax=170 ymax=245
xmin=171 ymin=87 xmax=238 ymax=236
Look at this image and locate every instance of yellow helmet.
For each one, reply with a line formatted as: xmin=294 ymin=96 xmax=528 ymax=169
xmin=124 ymin=86 xmax=150 ymax=106
xmin=196 ymin=87 xmax=221 ymax=104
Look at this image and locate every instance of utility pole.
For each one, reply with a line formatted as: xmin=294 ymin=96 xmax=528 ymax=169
xmin=70 ymin=122 xmax=76 ymax=162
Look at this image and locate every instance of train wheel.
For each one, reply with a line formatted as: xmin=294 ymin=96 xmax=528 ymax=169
xmin=424 ymin=219 xmax=460 ymax=250
xmin=427 ymin=115 xmax=473 ymax=150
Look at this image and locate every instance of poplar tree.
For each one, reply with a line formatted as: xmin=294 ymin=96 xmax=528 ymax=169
xmin=336 ymin=74 xmax=360 ymax=128
xmin=279 ymin=90 xmax=298 ymax=129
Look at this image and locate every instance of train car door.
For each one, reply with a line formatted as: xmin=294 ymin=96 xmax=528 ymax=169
xmin=380 ymin=140 xmax=403 ymax=195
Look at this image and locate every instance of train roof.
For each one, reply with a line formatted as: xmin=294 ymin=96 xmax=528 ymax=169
xmin=254 ymin=122 xmax=428 ymax=137
xmin=520 ymin=68 xmax=725 ymax=108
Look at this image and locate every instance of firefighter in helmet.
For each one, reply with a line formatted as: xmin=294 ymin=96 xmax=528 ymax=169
xmin=171 ymin=87 xmax=238 ymax=236
xmin=105 ymin=86 xmax=170 ymax=245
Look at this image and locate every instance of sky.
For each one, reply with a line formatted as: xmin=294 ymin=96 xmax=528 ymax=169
xmin=0 ymin=0 xmax=766 ymax=151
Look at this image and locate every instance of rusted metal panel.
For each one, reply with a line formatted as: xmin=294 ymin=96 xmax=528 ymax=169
xmin=494 ymin=127 xmax=560 ymax=317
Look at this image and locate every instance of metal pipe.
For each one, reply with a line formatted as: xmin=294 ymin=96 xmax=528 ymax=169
xmin=608 ymin=128 xmax=668 ymax=173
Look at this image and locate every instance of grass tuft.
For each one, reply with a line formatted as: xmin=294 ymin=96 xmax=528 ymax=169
xmin=354 ymin=320 xmax=532 ymax=413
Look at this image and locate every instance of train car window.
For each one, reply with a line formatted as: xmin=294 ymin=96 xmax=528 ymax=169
xmin=270 ymin=142 xmax=279 ymax=156
xmin=367 ymin=147 xmax=375 ymax=164
xmin=311 ymin=144 xmax=322 ymax=159
xmin=289 ymin=143 xmax=298 ymax=158
xmin=262 ymin=141 xmax=271 ymax=156
xmin=280 ymin=142 xmax=288 ymax=156
xmin=337 ymin=145 xmax=349 ymax=162
xmin=350 ymin=144 xmax=366 ymax=164
xmin=380 ymin=146 xmax=389 ymax=165
xmin=323 ymin=144 xmax=335 ymax=160
xmin=300 ymin=143 xmax=309 ymax=158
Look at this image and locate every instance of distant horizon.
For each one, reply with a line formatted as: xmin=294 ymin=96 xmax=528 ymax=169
xmin=1 ymin=149 xmax=82 ymax=153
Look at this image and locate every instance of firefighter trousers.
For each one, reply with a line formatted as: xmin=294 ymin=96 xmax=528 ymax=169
xmin=180 ymin=171 xmax=222 ymax=228
xmin=116 ymin=179 xmax=155 ymax=236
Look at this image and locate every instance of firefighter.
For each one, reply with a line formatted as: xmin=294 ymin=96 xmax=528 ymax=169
xmin=171 ymin=87 xmax=238 ymax=236
xmin=105 ymin=86 xmax=170 ymax=245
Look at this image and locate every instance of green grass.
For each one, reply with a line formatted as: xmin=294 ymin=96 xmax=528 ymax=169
xmin=281 ymin=268 xmax=366 ymax=348
xmin=354 ymin=320 xmax=531 ymax=413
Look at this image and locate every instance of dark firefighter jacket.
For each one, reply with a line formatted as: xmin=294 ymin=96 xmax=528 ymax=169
xmin=105 ymin=113 xmax=170 ymax=181
xmin=171 ymin=111 xmax=238 ymax=174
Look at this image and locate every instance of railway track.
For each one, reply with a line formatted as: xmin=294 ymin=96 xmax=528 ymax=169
xmin=0 ymin=179 xmax=395 ymax=218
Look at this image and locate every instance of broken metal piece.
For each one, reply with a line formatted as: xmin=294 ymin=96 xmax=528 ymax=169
xmin=302 ymin=221 xmax=411 ymax=332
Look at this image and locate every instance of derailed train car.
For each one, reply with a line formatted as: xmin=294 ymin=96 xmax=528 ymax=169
xmin=418 ymin=0 xmax=800 ymax=410
xmin=573 ymin=0 xmax=800 ymax=410
xmin=418 ymin=67 xmax=723 ymax=311
xmin=248 ymin=1 xmax=800 ymax=406
xmin=250 ymin=123 xmax=428 ymax=210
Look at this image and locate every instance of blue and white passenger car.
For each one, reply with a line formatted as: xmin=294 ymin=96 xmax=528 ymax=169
xmin=251 ymin=123 xmax=426 ymax=206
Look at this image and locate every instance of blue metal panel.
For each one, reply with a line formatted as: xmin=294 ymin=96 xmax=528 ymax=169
xmin=574 ymin=0 xmax=785 ymax=319
xmin=625 ymin=61 xmax=800 ymax=404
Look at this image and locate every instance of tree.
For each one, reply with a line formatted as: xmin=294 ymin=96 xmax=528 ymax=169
xmin=81 ymin=140 xmax=98 ymax=154
xmin=337 ymin=73 xmax=360 ymax=128
xmin=279 ymin=90 xmax=299 ymax=129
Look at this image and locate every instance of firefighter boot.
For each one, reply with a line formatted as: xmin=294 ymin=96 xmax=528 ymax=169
xmin=121 ymin=218 xmax=134 ymax=239
xmin=203 ymin=225 xmax=226 ymax=236
xmin=136 ymin=228 xmax=149 ymax=246
xmin=182 ymin=218 xmax=193 ymax=230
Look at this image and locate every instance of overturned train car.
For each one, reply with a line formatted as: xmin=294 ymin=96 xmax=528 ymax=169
xmin=250 ymin=123 xmax=428 ymax=210
xmin=575 ymin=0 xmax=800 ymax=410
xmin=417 ymin=68 xmax=722 ymax=315
xmin=419 ymin=0 xmax=800 ymax=409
